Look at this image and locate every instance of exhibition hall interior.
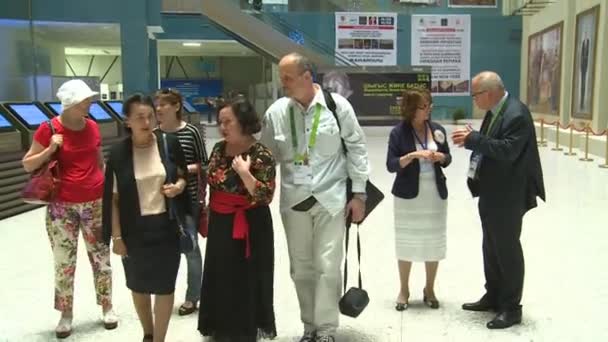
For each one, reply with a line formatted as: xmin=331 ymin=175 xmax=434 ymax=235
xmin=0 ymin=0 xmax=607 ymax=341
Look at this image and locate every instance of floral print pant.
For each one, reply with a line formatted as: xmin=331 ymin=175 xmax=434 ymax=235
xmin=46 ymin=199 xmax=112 ymax=312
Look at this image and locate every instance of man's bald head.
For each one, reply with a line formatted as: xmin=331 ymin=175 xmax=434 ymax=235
xmin=471 ymin=71 xmax=506 ymax=111
xmin=473 ymin=71 xmax=505 ymax=92
xmin=279 ymin=52 xmax=315 ymax=77
xmin=278 ymin=52 xmax=316 ymax=103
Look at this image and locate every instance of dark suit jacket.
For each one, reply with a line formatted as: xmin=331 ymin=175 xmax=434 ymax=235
xmin=465 ymin=94 xmax=545 ymax=215
xmin=101 ymin=130 xmax=192 ymax=245
xmin=386 ymin=120 xmax=452 ymax=200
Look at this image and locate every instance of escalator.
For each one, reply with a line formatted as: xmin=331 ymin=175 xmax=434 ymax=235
xmin=200 ymin=0 xmax=355 ymax=66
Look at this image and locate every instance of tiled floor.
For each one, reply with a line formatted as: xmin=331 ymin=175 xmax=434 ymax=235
xmin=1 ymin=124 xmax=607 ymax=341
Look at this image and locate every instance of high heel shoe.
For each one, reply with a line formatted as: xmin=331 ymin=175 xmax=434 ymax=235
xmin=395 ymin=293 xmax=409 ymax=311
xmin=395 ymin=302 xmax=408 ymax=311
xmin=423 ymin=288 xmax=440 ymax=309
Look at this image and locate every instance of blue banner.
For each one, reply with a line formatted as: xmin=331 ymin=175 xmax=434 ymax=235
xmin=160 ymin=79 xmax=223 ymax=113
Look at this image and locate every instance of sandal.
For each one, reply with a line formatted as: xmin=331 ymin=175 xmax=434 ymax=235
xmin=178 ymin=301 xmax=197 ymax=316
xmin=55 ymin=316 xmax=73 ymax=339
xmin=395 ymin=292 xmax=409 ymax=311
xmin=423 ymin=288 xmax=440 ymax=309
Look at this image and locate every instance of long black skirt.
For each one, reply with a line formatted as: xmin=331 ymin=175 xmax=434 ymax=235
xmin=198 ymin=206 xmax=276 ymax=341
xmin=122 ymin=213 xmax=180 ymax=295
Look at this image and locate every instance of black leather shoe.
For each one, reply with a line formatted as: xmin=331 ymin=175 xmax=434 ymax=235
xmin=487 ymin=309 xmax=522 ymax=329
xmin=462 ymin=298 xmax=496 ymax=312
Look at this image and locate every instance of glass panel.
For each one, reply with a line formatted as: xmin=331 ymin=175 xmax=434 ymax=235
xmin=32 ymin=21 xmax=122 ymax=102
xmin=0 ymin=19 xmax=36 ymax=101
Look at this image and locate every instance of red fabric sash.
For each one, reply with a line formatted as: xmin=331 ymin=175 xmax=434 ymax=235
xmin=209 ymin=191 xmax=255 ymax=258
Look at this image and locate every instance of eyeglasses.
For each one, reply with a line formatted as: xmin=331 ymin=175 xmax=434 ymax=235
xmin=417 ymin=103 xmax=433 ymax=110
xmin=471 ymin=90 xmax=487 ymax=98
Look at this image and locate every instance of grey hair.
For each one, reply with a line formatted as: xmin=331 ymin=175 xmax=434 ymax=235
xmin=283 ymin=52 xmax=315 ymax=76
xmin=474 ymin=71 xmax=505 ymax=91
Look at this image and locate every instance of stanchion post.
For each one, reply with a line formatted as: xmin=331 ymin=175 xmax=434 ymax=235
xmin=599 ymin=132 xmax=608 ymax=169
xmin=564 ymin=123 xmax=576 ymax=156
xmin=579 ymin=124 xmax=594 ymax=162
xmin=552 ymin=121 xmax=563 ymax=151
xmin=538 ymin=120 xmax=547 ymax=146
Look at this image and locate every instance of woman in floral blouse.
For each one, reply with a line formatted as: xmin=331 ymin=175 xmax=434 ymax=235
xmin=197 ymin=95 xmax=277 ymax=342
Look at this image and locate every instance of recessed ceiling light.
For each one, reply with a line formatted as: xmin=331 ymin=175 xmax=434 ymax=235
xmin=182 ymin=42 xmax=201 ymax=47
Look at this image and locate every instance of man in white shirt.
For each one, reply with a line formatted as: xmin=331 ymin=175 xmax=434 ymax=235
xmin=261 ymin=53 xmax=370 ymax=342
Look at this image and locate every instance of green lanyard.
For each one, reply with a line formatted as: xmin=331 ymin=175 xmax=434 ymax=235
xmin=486 ymin=98 xmax=507 ymax=134
xmin=289 ymin=104 xmax=322 ymax=157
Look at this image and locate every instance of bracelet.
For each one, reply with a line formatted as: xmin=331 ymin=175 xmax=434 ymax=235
xmin=111 ymin=236 xmax=122 ymax=241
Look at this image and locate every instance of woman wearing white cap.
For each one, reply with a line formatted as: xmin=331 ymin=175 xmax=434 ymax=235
xmin=22 ymin=79 xmax=118 ymax=338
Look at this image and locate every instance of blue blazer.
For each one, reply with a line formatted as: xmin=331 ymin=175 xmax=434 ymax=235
xmin=386 ymin=120 xmax=452 ymax=200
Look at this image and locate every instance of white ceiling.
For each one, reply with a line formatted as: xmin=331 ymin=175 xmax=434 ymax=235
xmin=65 ymin=40 xmax=256 ymax=57
xmin=33 ymin=21 xmax=256 ymax=57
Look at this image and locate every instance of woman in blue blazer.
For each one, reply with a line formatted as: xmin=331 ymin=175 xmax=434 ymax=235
xmin=386 ymin=88 xmax=451 ymax=311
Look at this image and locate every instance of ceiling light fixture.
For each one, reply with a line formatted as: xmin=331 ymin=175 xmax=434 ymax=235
xmin=182 ymin=42 xmax=201 ymax=47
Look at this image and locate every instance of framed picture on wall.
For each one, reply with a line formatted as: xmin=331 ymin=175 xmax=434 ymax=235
xmin=448 ymin=0 xmax=497 ymax=7
xmin=571 ymin=5 xmax=600 ymax=120
xmin=526 ymin=22 xmax=563 ymax=115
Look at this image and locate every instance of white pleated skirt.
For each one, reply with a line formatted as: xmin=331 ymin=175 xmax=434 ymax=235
xmin=394 ymin=171 xmax=447 ymax=262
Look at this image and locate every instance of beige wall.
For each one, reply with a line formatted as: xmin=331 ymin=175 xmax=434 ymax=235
xmin=63 ymin=55 xmax=123 ymax=85
xmin=520 ymin=0 xmax=607 ymax=131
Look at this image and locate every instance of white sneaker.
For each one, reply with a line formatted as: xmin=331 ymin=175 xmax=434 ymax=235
xmin=102 ymin=308 xmax=118 ymax=330
xmin=55 ymin=316 xmax=73 ymax=339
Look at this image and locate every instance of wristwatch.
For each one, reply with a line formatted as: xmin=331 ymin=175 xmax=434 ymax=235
xmin=353 ymin=192 xmax=367 ymax=203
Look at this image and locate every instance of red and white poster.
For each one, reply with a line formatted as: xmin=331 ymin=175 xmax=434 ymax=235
xmin=411 ymin=15 xmax=471 ymax=96
xmin=335 ymin=12 xmax=398 ymax=66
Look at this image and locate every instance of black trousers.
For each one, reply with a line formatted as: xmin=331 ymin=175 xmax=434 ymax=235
xmin=478 ymin=200 xmax=525 ymax=312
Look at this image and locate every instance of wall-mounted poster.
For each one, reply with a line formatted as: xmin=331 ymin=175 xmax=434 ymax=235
xmin=411 ymin=15 xmax=471 ymax=96
xmin=449 ymin=0 xmax=497 ymax=7
xmin=317 ymin=67 xmax=431 ymax=122
xmin=527 ymin=22 xmax=563 ymax=115
xmin=572 ymin=5 xmax=599 ymax=120
xmin=335 ymin=12 xmax=398 ymax=66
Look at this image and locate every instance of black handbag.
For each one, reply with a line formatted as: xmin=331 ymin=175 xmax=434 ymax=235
xmin=161 ymin=133 xmax=197 ymax=254
xmin=322 ymin=89 xmax=384 ymax=226
xmin=339 ymin=224 xmax=369 ymax=317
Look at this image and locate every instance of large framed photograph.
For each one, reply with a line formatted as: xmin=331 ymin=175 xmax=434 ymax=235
xmin=448 ymin=0 xmax=497 ymax=7
xmin=571 ymin=5 xmax=599 ymax=120
xmin=527 ymin=22 xmax=563 ymax=115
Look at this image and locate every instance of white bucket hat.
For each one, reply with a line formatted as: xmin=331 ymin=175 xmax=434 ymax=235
xmin=56 ymin=79 xmax=99 ymax=112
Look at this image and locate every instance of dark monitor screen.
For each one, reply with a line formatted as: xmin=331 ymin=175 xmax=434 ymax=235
xmin=89 ymin=103 xmax=113 ymax=121
xmin=183 ymin=101 xmax=197 ymax=113
xmin=6 ymin=103 xmax=49 ymax=127
xmin=106 ymin=101 xmax=124 ymax=118
xmin=0 ymin=112 xmax=13 ymax=128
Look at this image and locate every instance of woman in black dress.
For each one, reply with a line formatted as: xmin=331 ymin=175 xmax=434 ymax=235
xmin=198 ymin=96 xmax=277 ymax=341
xmin=102 ymin=94 xmax=191 ymax=342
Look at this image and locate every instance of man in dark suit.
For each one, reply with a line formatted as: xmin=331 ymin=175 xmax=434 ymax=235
xmin=452 ymin=71 xmax=545 ymax=329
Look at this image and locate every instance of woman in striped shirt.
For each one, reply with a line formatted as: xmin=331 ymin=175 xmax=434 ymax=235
xmin=155 ymin=88 xmax=209 ymax=316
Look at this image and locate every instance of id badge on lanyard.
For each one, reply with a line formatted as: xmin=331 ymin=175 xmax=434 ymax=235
xmin=468 ymin=153 xmax=482 ymax=179
xmin=290 ymin=104 xmax=321 ymax=185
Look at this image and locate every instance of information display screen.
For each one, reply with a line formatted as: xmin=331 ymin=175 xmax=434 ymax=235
xmin=106 ymin=101 xmax=124 ymax=118
xmin=89 ymin=103 xmax=113 ymax=121
xmin=6 ymin=104 xmax=49 ymax=127
xmin=47 ymin=103 xmax=62 ymax=116
xmin=0 ymin=112 xmax=13 ymax=128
